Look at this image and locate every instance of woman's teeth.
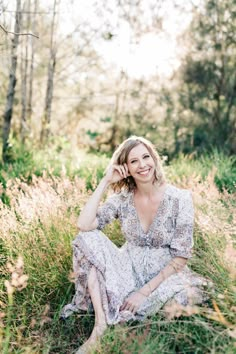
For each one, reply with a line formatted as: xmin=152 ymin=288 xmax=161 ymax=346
xmin=138 ymin=169 xmax=150 ymax=175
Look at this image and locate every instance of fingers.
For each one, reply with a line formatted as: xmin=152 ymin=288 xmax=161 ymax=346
xmin=117 ymin=165 xmax=126 ymax=178
xmin=130 ymin=305 xmax=137 ymax=313
xmin=104 ymin=162 xmax=131 ymax=184
xmin=120 ymin=301 xmax=137 ymax=314
xmin=114 ymin=164 xmax=130 ymax=179
xmin=124 ymin=163 xmax=130 ymax=177
xmin=120 ymin=300 xmax=128 ymax=311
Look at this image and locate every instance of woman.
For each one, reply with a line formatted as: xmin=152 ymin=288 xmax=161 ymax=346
xmin=61 ymin=136 xmax=207 ymax=353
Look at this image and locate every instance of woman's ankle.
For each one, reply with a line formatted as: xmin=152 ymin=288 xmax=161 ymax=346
xmin=94 ymin=321 xmax=107 ymax=331
xmin=95 ymin=316 xmax=107 ymax=327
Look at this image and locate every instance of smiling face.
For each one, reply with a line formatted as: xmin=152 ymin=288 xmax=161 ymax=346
xmin=127 ymin=143 xmax=155 ymax=183
xmin=110 ymin=136 xmax=166 ymax=192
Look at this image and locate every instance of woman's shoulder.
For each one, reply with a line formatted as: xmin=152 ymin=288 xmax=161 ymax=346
xmin=166 ymin=183 xmax=192 ymax=200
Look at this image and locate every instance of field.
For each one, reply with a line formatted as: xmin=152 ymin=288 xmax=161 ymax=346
xmin=0 ymin=141 xmax=235 ymax=353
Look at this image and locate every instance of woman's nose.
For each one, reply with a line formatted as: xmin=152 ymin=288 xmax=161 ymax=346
xmin=139 ymin=159 xmax=145 ymax=167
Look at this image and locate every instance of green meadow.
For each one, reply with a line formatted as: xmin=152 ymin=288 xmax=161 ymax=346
xmin=0 ymin=142 xmax=235 ymax=353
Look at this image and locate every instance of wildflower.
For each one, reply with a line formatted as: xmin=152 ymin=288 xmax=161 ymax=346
xmin=5 ymin=256 xmax=29 ymax=294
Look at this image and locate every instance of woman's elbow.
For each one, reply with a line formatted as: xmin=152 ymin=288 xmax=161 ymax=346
xmin=77 ymin=221 xmax=89 ymax=231
xmin=77 ymin=217 xmax=87 ymax=231
xmin=77 ymin=219 xmax=98 ymax=232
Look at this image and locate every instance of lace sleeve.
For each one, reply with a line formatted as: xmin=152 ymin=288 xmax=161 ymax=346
xmin=96 ymin=194 xmax=121 ymax=230
xmin=170 ymin=190 xmax=194 ymax=259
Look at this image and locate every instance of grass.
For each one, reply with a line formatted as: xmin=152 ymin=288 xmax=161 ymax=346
xmin=166 ymin=149 xmax=236 ymax=194
xmin=0 ymin=140 xmax=235 ymax=353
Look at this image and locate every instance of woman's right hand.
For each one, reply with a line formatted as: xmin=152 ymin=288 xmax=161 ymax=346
xmin=104 ymin=163 xmax=130 ymax=184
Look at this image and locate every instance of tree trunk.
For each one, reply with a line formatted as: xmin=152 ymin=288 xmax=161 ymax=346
xmin=27 ymin=0 xmax=38 ymax=127
xmin=110 ymin=91 xmax=120 ymax=151
xmin=20 ymin=0 xmax=31 ymax=143
xmin=2 ymin=0 xmax=22 ymax=162
xmin=40 ymin=0 xmax=58 ymax=144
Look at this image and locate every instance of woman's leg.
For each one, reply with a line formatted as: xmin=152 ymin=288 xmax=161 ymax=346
xmin=88 ymin=266 xmax=107 ymax=328
xmin=77 ymin=266 xmax=107 ymax=353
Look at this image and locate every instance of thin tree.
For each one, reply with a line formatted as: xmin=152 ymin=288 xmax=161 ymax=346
xmin=20 ymin=0 xmax=31 ymax=143
xmin=27 ymin=0 xmax=38 ymax=126
xmin=2 ymin=0 xmax=22 ymax=162
xmin=40 ymin=0 xmax=59 ymax=143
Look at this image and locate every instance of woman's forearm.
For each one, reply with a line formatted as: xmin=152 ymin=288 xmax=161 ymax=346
xmin=77 ymin=177 xmax=110 ymax=231
xmin=139 ymin=257 xmax=188 ymax=297
xmin=77 ymin=163 xmax=129 ymax=231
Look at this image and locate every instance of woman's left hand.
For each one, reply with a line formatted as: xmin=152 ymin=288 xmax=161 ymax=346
xmin=120 ymin=291 xmax=147 ymax=314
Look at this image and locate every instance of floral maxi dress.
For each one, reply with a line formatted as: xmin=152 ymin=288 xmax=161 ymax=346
xmin=60 ymin=184 xmax=206 ymax=324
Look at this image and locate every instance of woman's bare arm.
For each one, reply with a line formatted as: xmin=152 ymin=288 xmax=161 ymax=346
xmin=77 ymin=177 xmax=110 ymax=231
xmin=77 ymin=164 xmax=129 ymax=231
xmin=120 ymin=257 xmax=188 ymax=313
xmin=139 ymin=257 xmax=188 ymax=296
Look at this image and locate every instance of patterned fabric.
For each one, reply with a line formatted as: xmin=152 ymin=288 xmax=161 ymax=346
xmin=60 ymin=184 xmax=207 ymax=324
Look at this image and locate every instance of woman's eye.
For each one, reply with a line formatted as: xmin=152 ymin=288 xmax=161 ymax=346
xmin=130 ymin=160 xmax=137 ymax=164
xmin=144 ymin=155 xmax=150 ymax=159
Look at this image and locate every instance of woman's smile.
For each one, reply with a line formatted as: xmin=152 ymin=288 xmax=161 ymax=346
xmin=137 ymin=168 xmax=152 ymax=176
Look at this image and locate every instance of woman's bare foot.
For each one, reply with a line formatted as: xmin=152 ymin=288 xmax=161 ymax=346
xmin=76 ymin=322 xmax=107 ymax=354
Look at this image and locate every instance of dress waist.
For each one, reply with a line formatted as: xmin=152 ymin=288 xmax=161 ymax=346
xmin=122 ymin=241 xmax=170 ymax=251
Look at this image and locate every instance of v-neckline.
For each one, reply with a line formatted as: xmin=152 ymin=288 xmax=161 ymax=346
xmin=131 ymin=184 xmax=169 ymax=235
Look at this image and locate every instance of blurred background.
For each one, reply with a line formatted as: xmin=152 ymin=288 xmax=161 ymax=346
xmin=0 ymin=0 xmax=236 ymax=161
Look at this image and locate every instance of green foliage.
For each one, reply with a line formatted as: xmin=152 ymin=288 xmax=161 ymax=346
xmin=0 ymin=142 xmax=35 ymax=183
xmin=177 ymin=0 xmax=236 ymax=154
xmin=77 ymin=152 xmax=109 ymax=191
xmin=86 ymin=130 xmax=99 ymax=140
xmin=0 ymin=137 xmax=110 ymax=203
xmin=167 ymin=149 xmax=236 ymax=193
xmin=100 ymin=116 xmax=112 ymax=123
xmin=99 ymin=316 xmax=235 ymax=354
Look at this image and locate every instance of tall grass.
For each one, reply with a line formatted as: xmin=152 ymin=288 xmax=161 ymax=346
xmin=0 ymin=142 xmax=235 ymax=353
xmin=167 ymin=149 xmax=236 ymax=193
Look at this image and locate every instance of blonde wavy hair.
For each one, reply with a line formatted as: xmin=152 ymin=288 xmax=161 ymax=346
xmin=109 ymin=136 xmax=166 ymax=192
